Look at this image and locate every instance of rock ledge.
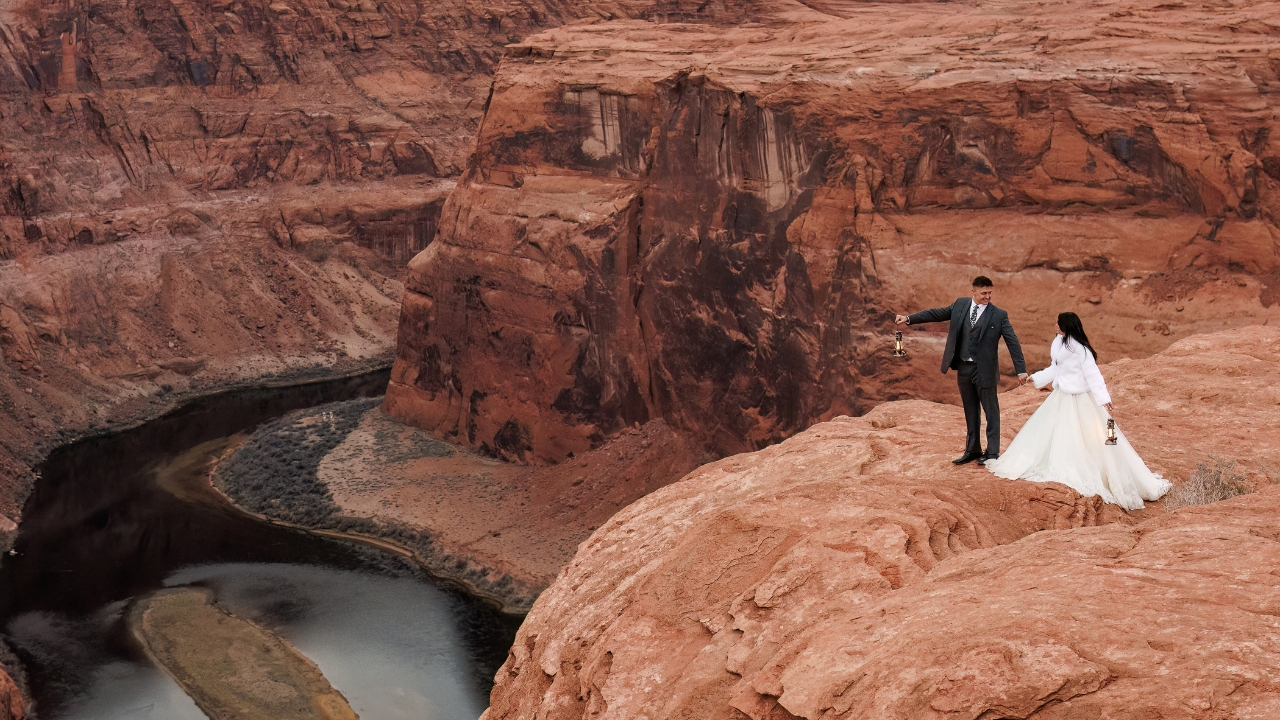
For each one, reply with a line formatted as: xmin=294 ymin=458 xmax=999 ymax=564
xmin=485 ymin=326 xmax=1280 ymax=720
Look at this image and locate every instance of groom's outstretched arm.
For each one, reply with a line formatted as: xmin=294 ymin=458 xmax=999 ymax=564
xmin=899 ymin=303 xmax=954 ymax=325
xmin=1000 ymin=315 xmax=1028 ymax=376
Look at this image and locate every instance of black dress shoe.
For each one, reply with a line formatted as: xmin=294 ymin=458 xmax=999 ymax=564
xmin=952 ymin=452 xmax=980 ymax=465
xmin=976 ymin=454 xmax=999 ymax=466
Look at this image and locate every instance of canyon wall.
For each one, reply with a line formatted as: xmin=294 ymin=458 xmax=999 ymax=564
xmin=0 ymin=0 xmax=766 ymax=522
xmin=484 ymin=325 xmax=1280 ymax=720
xmin=387 ymin=0 xmax=1280 ymax=465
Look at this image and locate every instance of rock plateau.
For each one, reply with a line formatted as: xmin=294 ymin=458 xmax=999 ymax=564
xmin=485 ymin=325 xmax=1280 ymax=720
xmin=388 ymin=0 xmax=1280 ymax=467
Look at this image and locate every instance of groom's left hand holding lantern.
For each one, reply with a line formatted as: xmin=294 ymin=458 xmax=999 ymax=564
xmin=892 ymin=315 xmax=910 ymax=358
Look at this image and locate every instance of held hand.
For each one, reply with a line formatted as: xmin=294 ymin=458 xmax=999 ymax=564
xmin=894 ymin=314 xmax=908 ymax=325
xmin=1017 ymin=373 xmax=1029 ymax=386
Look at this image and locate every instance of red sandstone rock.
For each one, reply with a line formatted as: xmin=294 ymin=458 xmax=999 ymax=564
xmin=0 ymin=668 xmax=20 ymax=720
xmin=0 ymin=514 xmax=14 ymax=553
xmin=0 ymin=0 xmax=760 ymax=518
xmin=388 ymin=0 xmax=1280 ymax=465
xmin=484 ymin=326 xmax=1280 ymax=719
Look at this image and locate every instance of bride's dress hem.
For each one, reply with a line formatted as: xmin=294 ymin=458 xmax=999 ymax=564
xmin=985 ymin=388 xmax=1171 ymax=512
xmin=992 ymin=468 xmax=1170 ymax=512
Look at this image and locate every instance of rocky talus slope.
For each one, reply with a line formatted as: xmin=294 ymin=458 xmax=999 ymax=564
xmin=388 ymin=0 xmax=1280 ymax=467
xmin=0 ymin=0 xmax=763 ymax=525
xmin=485 ymin=326 xmax=1280 ymax=719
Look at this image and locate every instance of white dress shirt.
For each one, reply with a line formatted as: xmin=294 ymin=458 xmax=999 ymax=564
xmin=969 ymin=301 xmax=988 ymax=325
xmin=1031 ymin=335 xmax=1111 ymax=406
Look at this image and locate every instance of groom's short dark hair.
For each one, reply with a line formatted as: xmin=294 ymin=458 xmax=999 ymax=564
xmin=972 ymin=276 xmax=994 ymax=288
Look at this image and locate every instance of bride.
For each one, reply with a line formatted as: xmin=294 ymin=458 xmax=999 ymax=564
xmin=985 ymin=312 xmax=1170 ymax=510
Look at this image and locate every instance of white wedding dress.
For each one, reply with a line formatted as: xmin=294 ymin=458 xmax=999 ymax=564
xmin=985 ymin=335 xmax=1170 ymax=510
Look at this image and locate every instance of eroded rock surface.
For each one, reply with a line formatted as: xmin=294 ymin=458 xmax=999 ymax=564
xmin=484 ymin=326 xmax=1280 ymax=719
xmin=0 ymin=0 xmax=762 ymax=520
xmin=388 ymin=0 xmax=1280 ymax=465
xmin=0 ymin=668 xmax=20 ymax=720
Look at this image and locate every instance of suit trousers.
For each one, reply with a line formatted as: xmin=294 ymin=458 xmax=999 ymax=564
xmin=957 ymin=362 xmax=1000 ymax=456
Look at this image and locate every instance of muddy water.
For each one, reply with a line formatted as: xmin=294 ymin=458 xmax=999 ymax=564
xmin=0 ymin=371 xmax=520 ymax=719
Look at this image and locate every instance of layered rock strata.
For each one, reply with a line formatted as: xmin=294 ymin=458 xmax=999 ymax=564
xmin=485 ymin=325 xmax=1280 ymax=719
xmin=0 ymin=212 xmax=407 ymax=526
xmin=0 ymin=0 xmax=768 ymax=706
xmin=0 ymin=0 xmax=764 ymax=521
xmin=388 ymin=0 xmax=1280 ymax=466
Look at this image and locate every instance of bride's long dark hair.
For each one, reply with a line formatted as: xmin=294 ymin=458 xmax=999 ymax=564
xmin=1057 ymin=312 xmax=1098 ymax=360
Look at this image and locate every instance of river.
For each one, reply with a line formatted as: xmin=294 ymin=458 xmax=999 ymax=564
xmin=0 ymin=371 xmax=520 ymax=719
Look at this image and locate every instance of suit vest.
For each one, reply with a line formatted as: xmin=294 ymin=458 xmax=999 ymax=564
xmin=958 ymin=305 xmax=980 ymax=361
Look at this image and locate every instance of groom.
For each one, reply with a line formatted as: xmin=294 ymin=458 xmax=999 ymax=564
xmin=895 ymin=276 xmax=1028 ymax=466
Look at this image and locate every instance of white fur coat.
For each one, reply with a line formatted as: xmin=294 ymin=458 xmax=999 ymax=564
xmin=1030 ymin=334 xmax=1111 ymax=406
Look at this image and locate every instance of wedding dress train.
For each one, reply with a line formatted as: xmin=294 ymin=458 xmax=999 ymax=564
xmin=985 ymin=335 xmax=1170 ymax=510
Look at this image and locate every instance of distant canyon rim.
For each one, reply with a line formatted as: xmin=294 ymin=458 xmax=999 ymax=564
xmin=3 ymin=0 xmax=1280 ymax=715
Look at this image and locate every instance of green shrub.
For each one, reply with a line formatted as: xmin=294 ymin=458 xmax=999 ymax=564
xmin=214 ymin=397 xmax=380 ymax=525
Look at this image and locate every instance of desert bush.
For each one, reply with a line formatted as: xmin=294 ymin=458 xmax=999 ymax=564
xmin=214 ymin=397 xmax=381 ymax=524
xmin=216 ymin=396 xmax=541 ymax=611
xmin=1164 ymin=457 xmax=1253 ymax=511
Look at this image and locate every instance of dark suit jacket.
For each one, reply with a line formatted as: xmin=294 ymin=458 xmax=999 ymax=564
xmin=907 ymin=298 xmax=1027 ymax=388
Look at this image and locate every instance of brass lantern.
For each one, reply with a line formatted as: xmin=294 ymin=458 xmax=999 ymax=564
xmin=892 ymin=330 xmax=907 ymax=358
xmin=1105 ymin=418 xmax=1118 ymax=446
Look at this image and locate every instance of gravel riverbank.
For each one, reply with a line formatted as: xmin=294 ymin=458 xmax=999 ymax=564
xmin=212 ymin=398 xmax=540 ymax=613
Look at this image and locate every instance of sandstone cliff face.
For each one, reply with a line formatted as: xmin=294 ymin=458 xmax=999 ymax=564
xmin=388 ymin=0 xmax=1280 ymax=464
xmin=484 ymin=325 xmax=1280 ymax=720
xmin=0 ymin=0 xmax=762 ymax=520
